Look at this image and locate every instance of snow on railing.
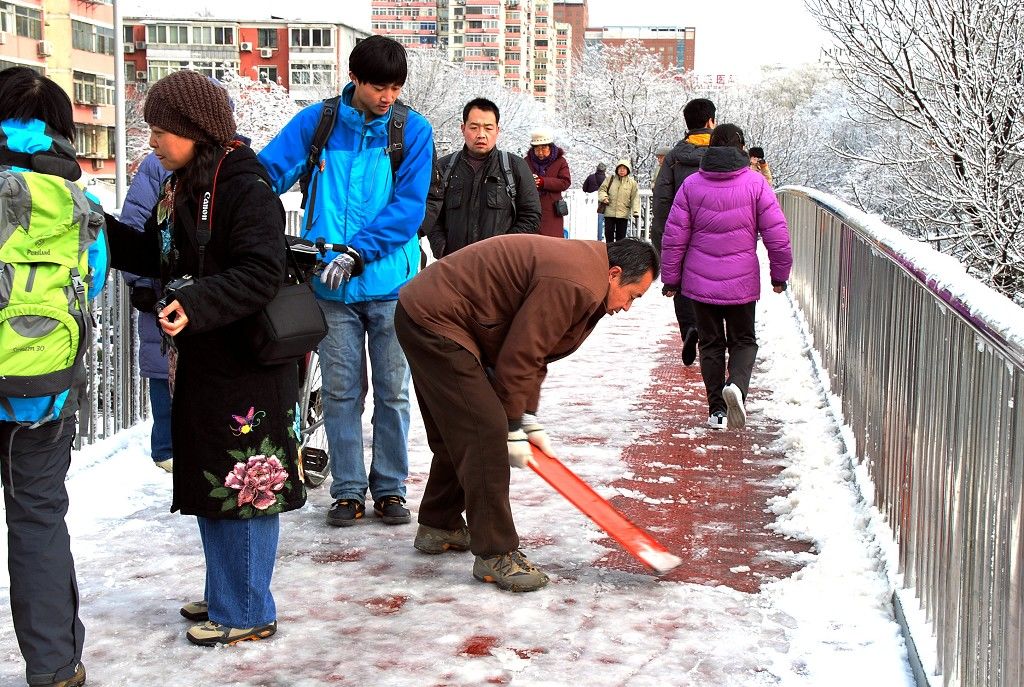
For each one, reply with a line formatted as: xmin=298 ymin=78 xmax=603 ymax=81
xmin=779 ymin=186 xmax=1024 ymax=687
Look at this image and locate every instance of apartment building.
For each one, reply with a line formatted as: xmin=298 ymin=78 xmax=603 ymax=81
xmin=552 ymin=0 xmax=585 ymax=60
xmin=0 ymin=0 xmax=117 ymax=178
xmin=374 ymin=0 xmax=565 ymax=102
xmin=585 ymin=25 xmax=696 ymax=73
xmin=123 ymin=17 xmax=367 ymax=103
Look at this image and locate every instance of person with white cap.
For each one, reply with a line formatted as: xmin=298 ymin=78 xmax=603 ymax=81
xmin=525 ymin=128 xmax=571 ymax=238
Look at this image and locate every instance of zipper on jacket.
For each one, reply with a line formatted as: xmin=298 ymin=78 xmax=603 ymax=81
xmin=25 ymin=264 xmax=37 ymax=292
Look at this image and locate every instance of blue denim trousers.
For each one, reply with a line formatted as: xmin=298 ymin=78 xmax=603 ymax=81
xmin=317 ymin=299 xmax=410 ymax=503
xmin=597 ymin=213 xmax=605 ymax=241
xmin=196 ymin=515 xmax=279 ymax=628
xmin=148 ymin=377 xmax=173 ymax=462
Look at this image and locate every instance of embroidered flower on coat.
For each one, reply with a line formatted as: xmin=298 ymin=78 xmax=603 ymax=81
xmin=155 ymin=179 xmax=175 ymax=226
xmin=223 ymin=455 xmax=288 ymax=510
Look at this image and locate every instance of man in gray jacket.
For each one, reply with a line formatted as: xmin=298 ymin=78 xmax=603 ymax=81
xmin=423 ymin=98 xmax=541 ymax=258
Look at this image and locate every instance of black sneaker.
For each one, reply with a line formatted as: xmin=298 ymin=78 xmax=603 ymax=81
xmin=326 ymin=499 xmax=364 ymax=527
xmin=681 ymin=327 xmax=699 ymax=366
xmin=373 ymin=495 xmax=411 ymax=525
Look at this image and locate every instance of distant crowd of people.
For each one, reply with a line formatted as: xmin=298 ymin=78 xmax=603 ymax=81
xmin=0 ymin=33 xmax=789 ymax=687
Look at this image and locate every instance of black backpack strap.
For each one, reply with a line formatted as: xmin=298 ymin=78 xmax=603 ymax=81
xmin=299 ymin=96 xmax=340 ymax=211
xmin=498 ymin=150 xmax=517 ymax=203
xmin=440 ymin=151 xmax=460 ymax=191
xmin=387 ymin=100 xmax=409 ymax=183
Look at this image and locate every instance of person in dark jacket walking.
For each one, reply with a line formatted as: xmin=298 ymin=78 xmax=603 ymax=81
xmin=661 ymin=124 xmax=792 ymax=431
xmin=423 ymin=98 xmax=541 ymax=258
xmin=120 ymin=152 xmax=173 ymax=472
xmin=104 ymin=70 xmax=304 ymax=647
xmin=582 ymin=161 xmax=607 ymax=240
xmin=525 ymin=128 xmax=571 ymax=238
xmin=396 ymin=236 xmax=659 ymax=592
xmin=652 ymin=98 xmax=717 ymax=367
xmin=0 ymin=66 xmax=109 ymax=687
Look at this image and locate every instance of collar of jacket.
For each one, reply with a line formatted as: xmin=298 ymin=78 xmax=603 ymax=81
xmin=685 ymin=130 xmax=712 ymax=147
xmin=339 ymin=82 xmax=391 ymax=137
xmin=0 ymin=118 xmax=82 ymax=181
xmin=699 ymin=146 xmax=750 ymax=174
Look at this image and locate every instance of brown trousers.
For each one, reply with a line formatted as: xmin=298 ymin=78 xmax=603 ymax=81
xmin=394 ymin=304 xmax=519 ymax=556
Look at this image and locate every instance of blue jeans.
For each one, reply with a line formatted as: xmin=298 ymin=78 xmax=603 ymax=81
xmin=318 ymin=299 xmax=410 ymax=503
xmin=197 ymin=515 xmax=279 ymax=628
xmin=148 ymin=378 xmax=173 ymax=461
xmin=597 ymin=214 xmax=605 ymax=241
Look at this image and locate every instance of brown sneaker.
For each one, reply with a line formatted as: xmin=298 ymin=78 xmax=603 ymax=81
xmin=186 ymin=620 xmax=277 ymax=646
xmin=180 ymin=599 xmax=209 ymax=621
xmin=37 ymin=663 xmax=86 ymax=687
xmin=414 ymin=524 xmax=471 ymax=554
xmin=473 ymin=550 xmax=549 ymax=592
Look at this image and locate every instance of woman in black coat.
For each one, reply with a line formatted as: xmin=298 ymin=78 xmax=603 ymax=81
xmin=104 ymin=71 xmax=304 ymax=646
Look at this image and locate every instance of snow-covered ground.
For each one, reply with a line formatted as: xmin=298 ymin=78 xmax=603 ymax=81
xmin=0 ymin=259 xmax=915 ymax=686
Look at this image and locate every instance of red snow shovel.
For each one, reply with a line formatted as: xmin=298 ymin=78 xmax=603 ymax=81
xmin=526 ymin=445 xmax=683 ymax=574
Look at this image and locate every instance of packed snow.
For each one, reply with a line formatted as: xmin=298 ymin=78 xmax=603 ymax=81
xmin=0 ymin=255 xmax=916 ymax=686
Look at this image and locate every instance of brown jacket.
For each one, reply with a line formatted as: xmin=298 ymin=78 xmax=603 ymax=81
xmin=399 ymin=235 xmax=610 ymax=419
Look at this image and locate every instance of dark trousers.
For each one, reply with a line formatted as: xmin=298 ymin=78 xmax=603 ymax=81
xmin=604 ymin=216 xmax=629 ymax=244
xmin=0 ymin=419 xmax=84 ymax=686
xmin=394 ymin=304 xmax=518 ymax=557
xmin=692 ymin=301 xmax=758 ymax=414
xmin=673 ymin=293 xmax=697 ymax=334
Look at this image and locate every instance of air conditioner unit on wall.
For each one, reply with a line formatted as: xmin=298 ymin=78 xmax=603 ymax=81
xmin=259 ymin=47 xmax=273 ymax=58
xmin=124 ymin=43 xmax=135 ymax=53
xmin=136 ymin=71 xmax=148 ymax=81
xmin=37 ymin=40 xmax=53 ymax=56
xmin=135 ymin=40 xmax=147 ymax=50
xmin=92 ymin=159 xmax=104 ymax=170
xmin=240 ymin=42 xmax=253 ymax=51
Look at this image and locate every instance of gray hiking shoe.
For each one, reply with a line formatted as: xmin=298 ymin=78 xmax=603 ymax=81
xmin=473 ymin=550 xmax=549 ymax=592
xmin=186 ymin=620 xmax=277 ymax=646
xmin=414 ymin=524 xmax=471 ymax=554
xmin=180 ymin=600 xmax=208 ymax=621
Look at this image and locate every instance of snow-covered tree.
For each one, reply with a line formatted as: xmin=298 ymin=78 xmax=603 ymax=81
xmin=808 ymin=0 xmax=1024 ymax=298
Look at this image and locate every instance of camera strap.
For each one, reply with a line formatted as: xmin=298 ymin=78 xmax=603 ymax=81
xmin=191 ymin=148 xmax=231 ymax=277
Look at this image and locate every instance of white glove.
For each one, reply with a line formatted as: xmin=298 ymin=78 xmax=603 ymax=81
xmin=522 ymin=412 xmax=555 ymax=456
xmin=320 ymin=254 xmax=355 ymax=290
xmin=507 ymin=429 xmax=532 ymax=469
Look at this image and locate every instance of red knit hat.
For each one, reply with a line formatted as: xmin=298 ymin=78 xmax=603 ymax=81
xmin=144 ymin=70 xmax=236 ymax=145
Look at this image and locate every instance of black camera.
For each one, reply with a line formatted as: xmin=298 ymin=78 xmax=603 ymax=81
xmin=154 ymin=274 xmax=194 ymax=321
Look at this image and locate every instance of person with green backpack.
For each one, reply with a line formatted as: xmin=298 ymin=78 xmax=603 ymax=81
xmin=0 ymin=67 xmax=109 ymax=687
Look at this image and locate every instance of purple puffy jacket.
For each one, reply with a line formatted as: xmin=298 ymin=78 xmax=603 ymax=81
xmin=660 ymin=146 xmax=791 ymax=305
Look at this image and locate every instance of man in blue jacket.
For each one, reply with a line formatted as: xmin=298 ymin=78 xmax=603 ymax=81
xmin=259 ymin=35 xmax=433 ymax=528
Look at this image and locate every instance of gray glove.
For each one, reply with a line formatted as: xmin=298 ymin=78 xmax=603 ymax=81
xmin=320 ymin=251 xmax=359 ymax=290
xmin=507 ymin=429 xmax=532 ymax=469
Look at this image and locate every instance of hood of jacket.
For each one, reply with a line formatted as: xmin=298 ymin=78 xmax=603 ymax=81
xmin=0 ymin=118 xmax=82 ymax=181
xmin=613 ymin=158 xmax=632 ymax=175
xmin=699 ymin=146 xmax=750 ymax=176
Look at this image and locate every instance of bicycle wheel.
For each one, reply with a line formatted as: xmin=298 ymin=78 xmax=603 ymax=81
xmin=298 ymin=350 xmax=329 ymax=488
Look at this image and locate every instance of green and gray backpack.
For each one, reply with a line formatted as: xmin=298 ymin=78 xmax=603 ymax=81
xmin=0 ymin=168 xmax=105 ymax=425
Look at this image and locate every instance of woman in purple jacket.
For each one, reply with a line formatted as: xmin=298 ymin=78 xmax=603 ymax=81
xmin=660 ymin=124 xmax=792 ymax=430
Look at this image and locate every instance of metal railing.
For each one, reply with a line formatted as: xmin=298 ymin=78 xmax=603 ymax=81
xmin=779 ymin=187 xmax=1024 ymax=687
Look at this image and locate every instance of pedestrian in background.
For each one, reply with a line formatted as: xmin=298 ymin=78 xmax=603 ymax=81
xmin=748 ymin=146 xmax=773 ymax=185
xmin=660 ymin=124 xmax=792 ymax=431
xmin=598 ymin=159 xmax=640 ymax=244
xmin=582 ymin=161 xmax=607 ymax=240
xmin=525 ymin=128 xmax=571 ymax=238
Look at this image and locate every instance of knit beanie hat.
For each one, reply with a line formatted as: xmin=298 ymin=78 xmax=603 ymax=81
xmin=144 ymin=70 xmax=236 ymax=146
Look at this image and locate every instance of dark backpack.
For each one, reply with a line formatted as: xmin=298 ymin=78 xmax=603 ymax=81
xmin=297 ymin=96 xmax=410 ymax=212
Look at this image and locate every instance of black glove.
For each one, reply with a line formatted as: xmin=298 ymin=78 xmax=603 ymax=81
xmin=771 ymin=280 xmax=788 ymax=292
xmin=130 ymin=286 xmax=159 ymax=313
xmin=662 ymin=283 xmax=680 ymax=296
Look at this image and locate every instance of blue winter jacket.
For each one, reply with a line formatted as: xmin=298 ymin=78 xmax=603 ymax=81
xmin=258 ymin=83 xmax=433 ymax=302
xmin=119 ymin=152 xmax=170 ymax=379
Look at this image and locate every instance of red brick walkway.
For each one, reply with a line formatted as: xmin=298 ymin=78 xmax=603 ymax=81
xmin=596 ymin=326 xmax=812 ymax=593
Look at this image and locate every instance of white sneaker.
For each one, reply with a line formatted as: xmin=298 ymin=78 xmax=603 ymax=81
xmin=723 ymin=384 xmax=746 ymax=428
xmin=155 ymin=458 xmax=174 ymax=473
xmin=707 ymin=411 xmax=727 ymax=430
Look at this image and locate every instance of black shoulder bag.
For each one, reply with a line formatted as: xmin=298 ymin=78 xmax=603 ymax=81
xmin=190 ymin=152 xmax=327 ymax=366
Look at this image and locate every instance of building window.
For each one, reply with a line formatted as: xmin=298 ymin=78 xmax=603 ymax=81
xmin=257 ymin=28 xmax=277 ymax=48
xmin=124 ymin=62 xmax=136 ymax=82
xmin=15 ymin=6 xmax=41 ymax=39
xmin=73 ymin=72 xmax=114 ymax=106
xmin=74 ymin=124 xmax=102 ymax=157
xmin=256 ymin=66 xmax=278 ymax=83
xmin=290 ymin=62 xmax=334 ymax=88
xmin=191 ymin=60 xmax=238 ymax=80
xmin=193 ymin=25 xmax=235 ymax=46
xmin=290 ymin=28 xmax=332 ymax=48
xmin=123 ymin=25 xmax=135 ymax=44
xmin=147 ymin=60 xmax=188 ymax=82
xmin=147 ymin=24 xmax=188 ymax=45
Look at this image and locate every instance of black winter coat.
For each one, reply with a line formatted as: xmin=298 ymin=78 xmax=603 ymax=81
xmin=651 ymin=130 xmax=711 ymax=251
xmin=105 ymin=144 xmax=305 ymax=519
xmin=423 ymin=146 xmax=541 ymax=258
